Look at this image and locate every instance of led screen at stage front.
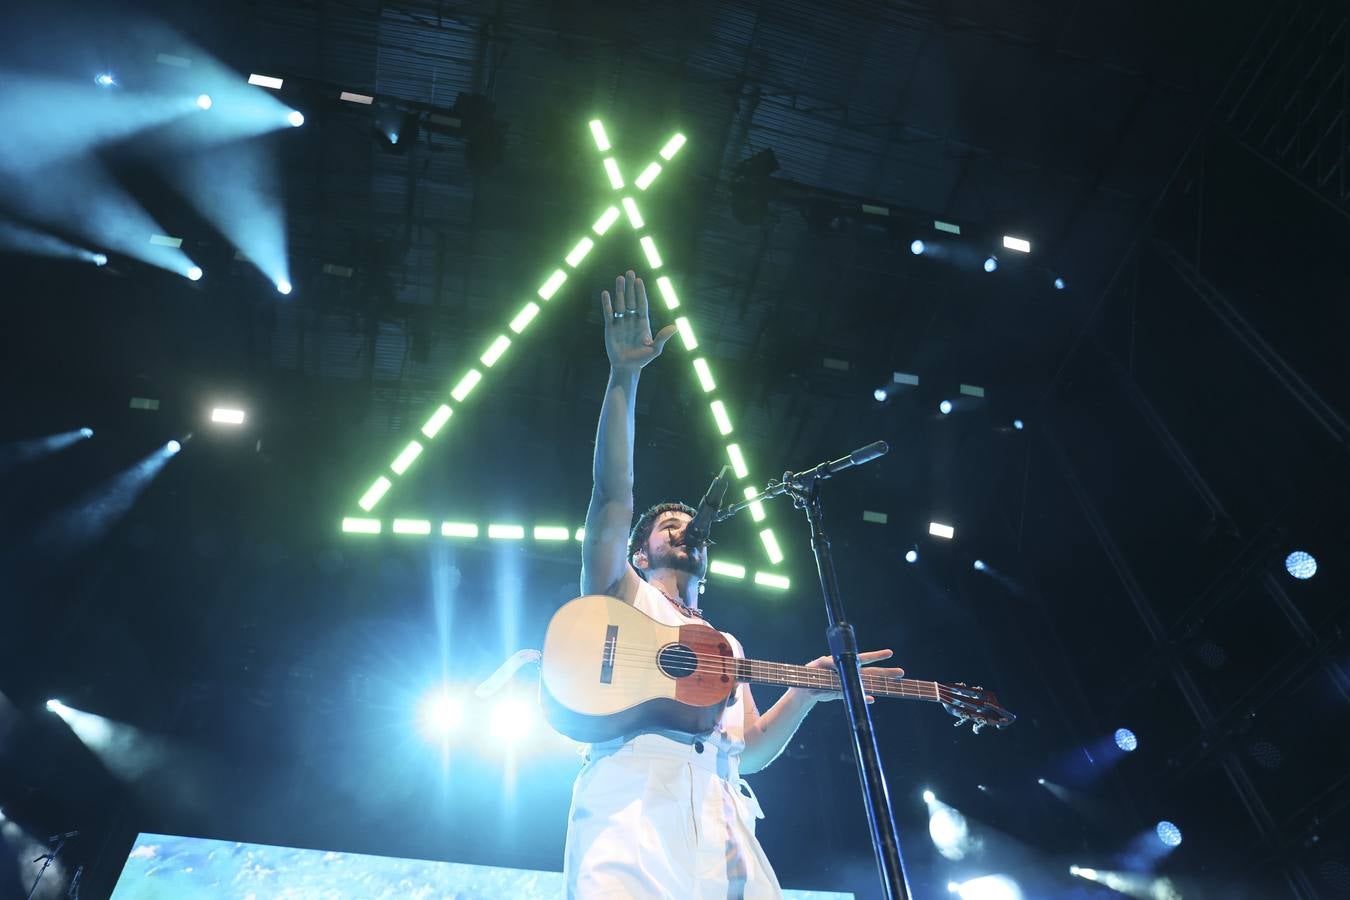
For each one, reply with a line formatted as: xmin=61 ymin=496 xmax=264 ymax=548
xmin=110 ymin=833 xmax=855 ymax=899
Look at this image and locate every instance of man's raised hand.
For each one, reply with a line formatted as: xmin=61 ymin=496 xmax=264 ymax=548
xmin=601 ymin=270 xmax=678 ymax=372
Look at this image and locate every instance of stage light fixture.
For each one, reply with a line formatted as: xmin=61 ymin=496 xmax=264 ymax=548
xmin=95 ymin=73 xmax=116 ymax=87
xmin=248 ymin=73 xmax=284 ymax=90
xmin=873 ymin=387 xmax=888 ymax=402
xmin=1156 ymin=821 xmax=1182 ymax=847
xmin=417 ymin=688 xmax=463 ymax=741
xmin=487 ymin=524 xmax=525 ymax=540
xmin=905 ymin=549 xmax=918 ymax=563
xmin=92 ymin=253 xmax=108 ymax=266
xmin=1285 ymin=550 xmax=1317 ymax=580
xmin=80 ymin=428 xmax=94 ymax=439
xmin=939 ymin=400 xmax=952 ymax=415
xmin=1002 ymin=235 xmax=1031 ymax=253
xmin=1054 ymin=277 xmax=1065 ymax=290
xmin=973 ymin=560 xmax=986 ymax=571
xmin=211 ymin=408 xmax=246 ymax=425
xmin=710 ymin=400 xmax=733 ymax=436
xmin=1115 ymin=727 xmax=1138 ymax=752
xmin=910 ymin=239 xmax=925 ymax=255
xmin=389 ymin=441 xmax=423 ymax=475
xmin=276 ymin=279 xmax=292 ymax=295
xmin=46 ymin=699 xmax=66 ymax=713
xmin=929 ymin=522 xmax=954 ymax=539
xmin=287 ymin=110 xmax=305 ymax=127
xmin=710 ymin=560 xmax=747 ymax=579
xmin=1013 ymin=419 xmax=1024 ymax=430
xmin=534 ymin=526 xmax=571 ymax=541
xmin=922 ymin=789 xmax=935 ymax=804
xmin=1037 ymin=777 xmax=1046 ymax=785
xmin=186 ymin=266 xmax=203 ymax=281
xmin=196 ymin=94 xmax=213 ymax=110
xmin=166 ymin=440 xmax=182 ymax=454
xmin=983 ymin=257 xmax=998 ymax=273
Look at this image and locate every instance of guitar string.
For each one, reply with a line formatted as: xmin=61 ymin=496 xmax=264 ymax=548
xmin=592 ymin=647 xmax=965 ymax=702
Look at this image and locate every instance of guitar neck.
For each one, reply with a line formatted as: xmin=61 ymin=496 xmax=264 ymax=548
xmin=735 ymin=658 xmax=945 ymax=704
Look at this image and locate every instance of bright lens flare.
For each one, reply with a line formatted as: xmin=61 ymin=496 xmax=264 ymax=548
xmin=287 ymin=110 xmax=305 ymax=127
xmin=196 ymin=94 xmax=213 ymax=110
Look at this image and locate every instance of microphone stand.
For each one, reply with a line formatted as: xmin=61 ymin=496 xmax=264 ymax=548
xmin=719 ymin=441 xmax=911 ymax=900
xmin=27 ymin=834 xmax=72 ymax=900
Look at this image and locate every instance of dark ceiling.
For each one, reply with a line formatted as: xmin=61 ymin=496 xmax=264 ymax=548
xmin=3 ymin=0 xmax=1349 ymax=898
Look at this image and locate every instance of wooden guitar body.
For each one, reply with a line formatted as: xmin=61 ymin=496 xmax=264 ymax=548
xmin=539 ymin=595 xmax=737 ymax=743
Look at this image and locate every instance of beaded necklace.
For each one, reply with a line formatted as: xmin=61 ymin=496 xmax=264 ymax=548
xmin=656 ymin=585 xmax=705 ymax=620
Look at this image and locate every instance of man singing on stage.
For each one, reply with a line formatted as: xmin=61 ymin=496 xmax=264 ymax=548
xmin=563 ymin=269 xmax=901 ymax=899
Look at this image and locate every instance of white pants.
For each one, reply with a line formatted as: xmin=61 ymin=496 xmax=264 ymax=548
xmin=563 ymin=734 xmax=784 ymax=900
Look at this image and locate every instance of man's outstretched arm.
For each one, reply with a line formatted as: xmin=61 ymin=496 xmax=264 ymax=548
xmin=580 ymin=270 xmax=677 ymax=601
xmin=740 ymin=650 xmax=902 ymax=774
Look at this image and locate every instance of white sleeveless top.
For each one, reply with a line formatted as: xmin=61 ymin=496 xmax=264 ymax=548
xmin=606 ymin=577 xmax=749 ymax=756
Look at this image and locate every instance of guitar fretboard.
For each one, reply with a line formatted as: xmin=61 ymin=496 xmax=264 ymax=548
xmin=733 ymin=658 xmax=944 ymax=703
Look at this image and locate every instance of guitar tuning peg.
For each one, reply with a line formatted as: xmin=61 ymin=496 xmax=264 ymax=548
xmin=972 ymin=721 xmax=985 ymax=734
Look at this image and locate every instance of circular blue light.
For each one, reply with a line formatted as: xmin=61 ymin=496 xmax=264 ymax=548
xmin=276 ymin=279 xmax=293 ymax=295
xmin=92 ymin=253 xmax=108 ymax=267
xmin=196 ymin=94 xmax=213 ymax=110
xmin=1285 ymin=551 xmax=1317 ymax=580
xmin=939 ymin=400 xmax=952 ymax=415
xmin=983 ymin=256 xmax=998 ymax=273
xmin=166 ymin=440 xmax=182 ymax=454
xmin=186 ymin=266 xmax=203 ymax=281
xmin=1013 ymin=419 xmax=1025 ymax=431
xmin=288 ymin=110 xmax=305 ymax=127
xmin=973 ymin=560 xmax=986 ymax=571
xmin=874 ymin=387 xmax=887 ymax=402
xmin=910 ymin=239 xmax=925 ymax=255
xmin=905 ymin=549 xmax=918 ymax=564
xmin=95 ymin=73 xmax=115 ymax=87
xmin=1114 ymin=727 xmax=1138 ymax=752
xmin=80 ymin=427 xmax=94 ymax=439
xmin=1156 ymin=821 xmax=1182 ymax=847
xmin=1054 ymin=277 xmax=1066 ymax=290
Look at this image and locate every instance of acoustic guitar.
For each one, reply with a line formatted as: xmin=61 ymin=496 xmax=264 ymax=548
xmin=540 ymin=594 xmax=1015 ymax=743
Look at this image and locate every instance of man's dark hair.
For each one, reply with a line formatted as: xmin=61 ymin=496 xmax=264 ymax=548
xmin=627 ymin=501 xmax=697 ymax=570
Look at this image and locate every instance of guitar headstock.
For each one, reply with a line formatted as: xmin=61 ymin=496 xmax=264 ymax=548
xmin=938 ymin=682 xmax=1016 ymax=734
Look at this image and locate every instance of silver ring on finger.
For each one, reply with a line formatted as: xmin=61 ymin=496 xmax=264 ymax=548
xmin=613 ymin=310 xmax=625 ymax=319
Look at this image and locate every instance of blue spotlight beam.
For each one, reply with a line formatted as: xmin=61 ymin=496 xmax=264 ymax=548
xmin=164 ymin=142 xmax=289 ymax=290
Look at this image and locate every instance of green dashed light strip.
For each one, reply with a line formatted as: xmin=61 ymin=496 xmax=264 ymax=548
xmin=340 ymin=518 xmax=782 ymax=587
xmin=345 ymin=120 xmax=789 ymax=590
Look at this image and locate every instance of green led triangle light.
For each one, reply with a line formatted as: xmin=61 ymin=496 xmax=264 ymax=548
xmin=342 ymin=122 xmax=789 ymax=590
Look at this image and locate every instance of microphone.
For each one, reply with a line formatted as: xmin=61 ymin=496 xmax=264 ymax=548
xmin=784 ymin=441 xmax=889 ymax=488
xmin=684 ymin=466 xmax=730 ymax=546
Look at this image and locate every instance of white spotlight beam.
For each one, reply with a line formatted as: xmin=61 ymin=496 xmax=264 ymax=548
xmin=0 ymin=220 xmax=98 ymax=262
xmin=163 ymin=142 xmax=289 ymax=290
xmin=0 ymin=72 xmax=199 ymax=172
xmin=4 ymin=161 xmax=194 ymax=276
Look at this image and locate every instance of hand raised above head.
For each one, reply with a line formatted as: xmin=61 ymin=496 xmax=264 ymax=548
xmin=601 ymin=270 xmax=678 ymax=372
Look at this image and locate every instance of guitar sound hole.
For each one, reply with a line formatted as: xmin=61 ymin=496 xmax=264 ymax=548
xmin=657 ymin=643 xmax=698 ymax=679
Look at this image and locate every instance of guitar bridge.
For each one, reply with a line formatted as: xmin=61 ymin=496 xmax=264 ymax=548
xmin=599 ymin=624 xmax=619 ymax=684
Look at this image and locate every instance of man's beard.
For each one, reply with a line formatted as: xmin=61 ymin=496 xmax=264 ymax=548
xmin=647 ymin=544 xmax=707 ymax=577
